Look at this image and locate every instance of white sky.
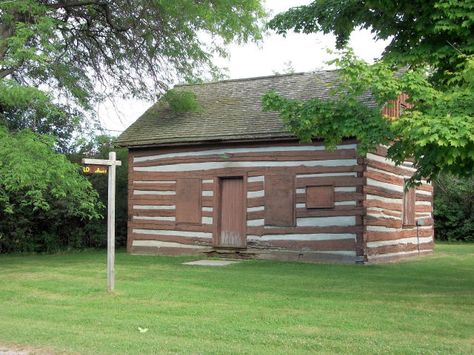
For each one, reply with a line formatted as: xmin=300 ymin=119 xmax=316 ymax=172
xmin=99 ymin=0 xmax=389 ymax=134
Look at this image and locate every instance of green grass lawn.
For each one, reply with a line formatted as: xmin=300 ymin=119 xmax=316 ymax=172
xmin=0 ymin=244 xmax=473 ymax=354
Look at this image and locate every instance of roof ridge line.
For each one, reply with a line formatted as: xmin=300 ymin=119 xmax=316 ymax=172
xmin=174 ymin=69 xmax=338 ymax=88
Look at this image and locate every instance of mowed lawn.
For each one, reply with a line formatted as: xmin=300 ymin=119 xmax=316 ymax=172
xmin=0 ymin=244 xmax=473 ymax=354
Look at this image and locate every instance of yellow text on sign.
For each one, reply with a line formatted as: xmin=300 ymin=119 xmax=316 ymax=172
xmin=82 ymin=165 xmax=108 ymax=174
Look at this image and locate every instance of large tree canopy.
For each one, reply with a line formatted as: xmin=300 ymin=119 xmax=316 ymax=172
xmin=1 ymin=0 xmax=265 ymax=107
xmin=268 ymin=0 xmax=473 ymax=85
xmin=264 ymin=0 xmax=474 ymax=182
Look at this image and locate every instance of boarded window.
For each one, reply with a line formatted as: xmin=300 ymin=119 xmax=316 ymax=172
xmin=306 ymin=185 xmax=335 ymax=209
xmin=176 ymin=178 xmax=202 ymax=224
xmin=403 ymin=186 xmax=416 ymax=226
xmin=264 ymin=175 xmax=295 ymax=226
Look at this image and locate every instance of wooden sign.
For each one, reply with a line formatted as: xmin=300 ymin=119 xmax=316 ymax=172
xmin=82 ymin=153 xmax=122 ymax=292
xmin=83 ymin=165 xmax=108 ymax=174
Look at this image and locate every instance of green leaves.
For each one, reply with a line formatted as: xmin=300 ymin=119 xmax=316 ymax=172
xmin=0 ymin=0 xmax=266 ymax=106
xmin=389 ymin=81 xmax=474 ymax=180
xmin=0 ymin=79 xmax=81 ymax=152
xmin=263 ymin=88 xmax=393 ymax=154
xmin=0 ymin=126 xmax=103 ymax=219
xmin=262 ymin=51 xmax=474 ymax=183
xmin=266 ymin=1 xmax=474 ymax=182
xmin=162 ymin=89 xmax=202 ymax=114
xmin=268 ymin=1 xmax=474 ymax=87
xmin=434 ymin=173 xmax=474 ymax=242
xmin=0 ymin=80 xmax=53 ymax=110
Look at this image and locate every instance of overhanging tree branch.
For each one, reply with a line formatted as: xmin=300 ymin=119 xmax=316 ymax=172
xmin=0 ymin=0 xmax=264 ymax=107
xmin=0 ymin=67 xmax=16 ymax=79
xmin=45 ymin=1 xmax=129 ymax=31
xmin=44 ymin=1 xmax=103 ymax=9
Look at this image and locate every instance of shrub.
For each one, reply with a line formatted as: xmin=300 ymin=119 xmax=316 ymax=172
xmin=434 ymin=174 xmax=474 ymax=242
xmin=0 ymin=127 xmax=103 ymax=253
xmin=162 ymin=89 xmax=202 ymax=113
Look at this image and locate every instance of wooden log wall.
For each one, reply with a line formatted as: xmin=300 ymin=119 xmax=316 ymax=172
xmin=363 ymin=146 xmax=434 ymax=262
xmin=382 ymin=93 xmax=411 ymax=118
xmin=127 ymin=141 xmax=364 ymax=260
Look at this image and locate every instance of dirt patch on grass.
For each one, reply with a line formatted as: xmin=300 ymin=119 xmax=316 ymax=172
xmin=0 ymin=344 xmax=64 ymax=355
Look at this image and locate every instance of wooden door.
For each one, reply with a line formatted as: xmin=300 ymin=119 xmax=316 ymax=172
xmin=218 ymin=177 xmax=245 ymax=248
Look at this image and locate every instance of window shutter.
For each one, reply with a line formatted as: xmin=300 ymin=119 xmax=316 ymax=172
xmin=176 ymin=178 xmax=202 ymax=224
xmin=264 ymin=175 xmax=295 ymax=226
xmin=306 ymin=185 xmax=335 ymax=209
xmin=403 ymin=187 xmax=416 ymax=226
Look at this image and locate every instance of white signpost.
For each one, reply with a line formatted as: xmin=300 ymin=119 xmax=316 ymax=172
xmin=82 ymin=152 xmax=122 ymax=292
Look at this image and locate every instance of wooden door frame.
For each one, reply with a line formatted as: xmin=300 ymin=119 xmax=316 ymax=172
xmin=213 ymin=174 xmax=247 ymax=248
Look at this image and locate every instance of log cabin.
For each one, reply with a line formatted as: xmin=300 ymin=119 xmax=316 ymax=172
xmin=116 ymin=71 xmax=434 ymax=263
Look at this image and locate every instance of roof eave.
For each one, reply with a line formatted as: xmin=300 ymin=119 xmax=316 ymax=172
xmin=115 ymin=133 xmax=298 ymax=149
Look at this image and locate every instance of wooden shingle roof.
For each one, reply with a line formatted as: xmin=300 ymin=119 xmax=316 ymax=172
xmin=116 ymin=71 xmax=372 ymax=148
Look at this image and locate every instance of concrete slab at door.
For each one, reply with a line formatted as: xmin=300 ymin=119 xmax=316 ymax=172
xmin=218 ymin=177 xmax=245 ymax=248
xmin=182 ymin=260 xmax=240 ymax=266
